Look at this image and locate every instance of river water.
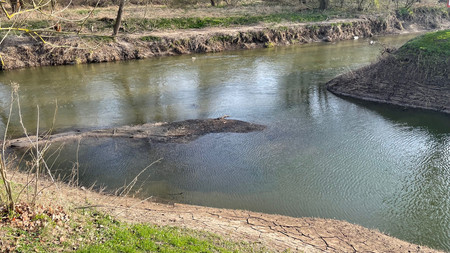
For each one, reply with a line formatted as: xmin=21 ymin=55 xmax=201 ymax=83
xmin=0 ymin=33 xmax=449 ymax=250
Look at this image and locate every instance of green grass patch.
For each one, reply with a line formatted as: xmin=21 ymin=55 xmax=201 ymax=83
xmin=395 ymin=29 xmax=450 ymax=76
xmin=339 ymin=21 xmax=353 ymax=27
xmin=77 ymin=211 xmax=267 ymax=252
xmin=396 ymin=7 xmax=413 ymax=19
xmin=1 ymin=206 xmax=267 ymax=252
xmin=26 ymin=20 xmax=52 ymax=30
xmin=2 ymin=20 xmax=52 ymax=30
xmin=140 ymin=35 xmax=162 ymax=42
xmin=79 ymin=224 xmax=244 ymax=252
xmin=397 ymin=6 xmax=449 ymax=20
xmin=121 ymin=12 xmax=327 ymax=31
xmin=77 ymin=9 xmax=101 ymax=15
xmin=397 ymin=29 xmax=450 ymax=58
xmin=84 ymin=35 xmax=115 ymax=43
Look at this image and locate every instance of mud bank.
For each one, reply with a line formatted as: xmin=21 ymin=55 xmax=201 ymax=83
xmin=4 ymin=117 xmax=265 ymax=149
xmin=1 ymin=12 xmax=448 ymax=70
xmin=9 ymin=171 xmax=442 ymax=252
xmin=327 ymin=29 xmax=450 ymax=114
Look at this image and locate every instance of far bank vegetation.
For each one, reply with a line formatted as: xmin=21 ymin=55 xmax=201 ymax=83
xmin=1 ymin=0 xmax=448 ymax=34
xmin=54 ymin=0 xmax=450 ymax=10
xmin=0 ymin=0 xmax=447 ymax=51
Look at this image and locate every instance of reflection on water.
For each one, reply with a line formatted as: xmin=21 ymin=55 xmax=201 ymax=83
xmin=2 ymin=33 xmax=450 ymax=251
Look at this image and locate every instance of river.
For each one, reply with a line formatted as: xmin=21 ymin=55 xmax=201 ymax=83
xmin=0 ymin=33 xmax=449 ymax=251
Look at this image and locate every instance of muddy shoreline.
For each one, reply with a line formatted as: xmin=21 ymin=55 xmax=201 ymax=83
xmin=1 ymin=12 xmax=448 ymax=70
xmin=8 ymin=171 xmax=442 ymax=252
xmin=1 ymin=9 xmax=449 ymax=252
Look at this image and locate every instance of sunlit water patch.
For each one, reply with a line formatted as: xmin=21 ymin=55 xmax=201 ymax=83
xmin=2 ymin=33 xmax=449 ymax=250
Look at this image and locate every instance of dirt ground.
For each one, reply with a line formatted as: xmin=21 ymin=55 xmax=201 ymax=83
xmin=1 ymin=4 xmax=448 ymax=252
xmin=7 ymin=171 xmax=442 ymax=253
xmin=1 ymin=2 xmax=448 ymax=70
xmin=326 ymin=45 xmax=450 ymax=115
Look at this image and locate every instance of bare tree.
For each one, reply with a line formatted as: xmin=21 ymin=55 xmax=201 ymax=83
xmin=319 ymin=0 xmax=329 ymax=9
xmin=0 ymin=0 xmax=102 ymax=213
xmin=9 ymin=0 xmax=25 ymax=13
xmin=0 ymin=85 xmax=17 ymax=212
xmin=113 ymin=0 xmax=126 ymax=36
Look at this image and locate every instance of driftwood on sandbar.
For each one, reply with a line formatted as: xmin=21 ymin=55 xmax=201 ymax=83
xmin=4 ymin=118 xmax=266 ymax=149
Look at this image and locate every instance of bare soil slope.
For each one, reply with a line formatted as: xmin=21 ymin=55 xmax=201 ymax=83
xmin=327 ymin=30 xmax=450 ymax=114
xmin=1 ymin=4 xmax=448 ymax=70
xmin=7 ymin=172 xmax=440 ymax=252
xmin=10 ymin=172 xmax=442 ymax=253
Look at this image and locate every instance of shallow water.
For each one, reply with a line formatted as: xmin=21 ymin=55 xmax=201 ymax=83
xmin=1 ymin=33 xmax=449 ymax=250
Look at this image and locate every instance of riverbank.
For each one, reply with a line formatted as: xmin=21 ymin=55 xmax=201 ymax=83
xmin=0 ymin=4 xmax=449 ymax=70
xmin=2 ymin=171 xmax=442 ymax=252
xmin=327 ymin=29 xmax=449 ymax=114
xmin=0 ymin=4 xmax=449 ymax=252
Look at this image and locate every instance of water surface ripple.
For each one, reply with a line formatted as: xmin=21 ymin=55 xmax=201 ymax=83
xmin=1 ymin=33 xmax=449 ymax=251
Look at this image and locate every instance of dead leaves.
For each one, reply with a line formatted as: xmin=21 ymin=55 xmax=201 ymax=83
xmin=0 ymin=203 xmax=70 ymax=252
xmin=1 ymin=203 xmax=69 ymax=231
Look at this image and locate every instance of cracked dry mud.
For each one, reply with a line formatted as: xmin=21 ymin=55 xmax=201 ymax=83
xmin=16 ymin=173 xmax=439 ymax=253
xmin=95 ymin=200 xmax=439 ymax=253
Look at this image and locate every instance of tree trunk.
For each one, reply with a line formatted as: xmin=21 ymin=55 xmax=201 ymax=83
xmin=51 ymin=0 xmax=56 ymax=12
xmin=319 ymin=0 xmax=329 ymax=9
xmin=10 ymin=0 xmax=25 ymax=12
xmin=210 ymin=0 xmax=216 ymax=6
xmin=113 ymin=0 xmax=126 ymax=36
xmin=10 ymin=0 xmax=18 ymax=12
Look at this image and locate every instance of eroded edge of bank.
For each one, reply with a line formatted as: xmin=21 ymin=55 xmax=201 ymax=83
xmin=1 ymin=11 xmax=448 ymax=70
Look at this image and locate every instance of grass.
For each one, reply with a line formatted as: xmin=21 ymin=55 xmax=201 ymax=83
xmin=0 ymin=205 xmax=267 ymax=252
xmin=14 ymin=20 xmax=52 ymax=30
xmin=84 ymin=35 xmax=115 ymax=43
xmin=17 ymin=10 xmax=328 ymax=34
xmin=78 ymin=220 xmax=258 ymax=252
xmin=77 ymin=9 xmax=101 ymax=15
xmin=397 ymin=29 xmax=450 ymax=57
xmin=2 ymin=2 xmax=436 ymax=35
xmin=122 ymin=12 xmax=327 ymax=31
xmin=139 ymin=35 xmax=162 ymax=41
xmin=395 ymin=29 xmax=450 ymax=74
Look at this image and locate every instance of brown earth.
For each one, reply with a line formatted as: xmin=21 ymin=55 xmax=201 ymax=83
xmin=326 ymin=47 xmax=450 ymax=114
xmin=7 ymin=171 xmax=443 ymax=253
xmin=1 ymin=13 xmax=447 ymax=70
xmin=1 ymin=5 xmax=448 ymax=252
xmin=0 ymin=2 xmax=448 ymax=71
xmin=3 ymin=117 xmax=265 ymax=149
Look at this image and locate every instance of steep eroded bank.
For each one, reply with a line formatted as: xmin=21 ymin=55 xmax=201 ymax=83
xmin=1 ymin=10 xmax=448 ymax=70
xmin=327 ymin=29 xmax=450 ymax=114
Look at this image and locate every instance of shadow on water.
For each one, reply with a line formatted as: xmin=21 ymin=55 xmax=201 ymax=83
xmin=333 ymin=94 xmax=450 ymax=135
xmin=3 ymin=32 xmax=450 ymax=251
